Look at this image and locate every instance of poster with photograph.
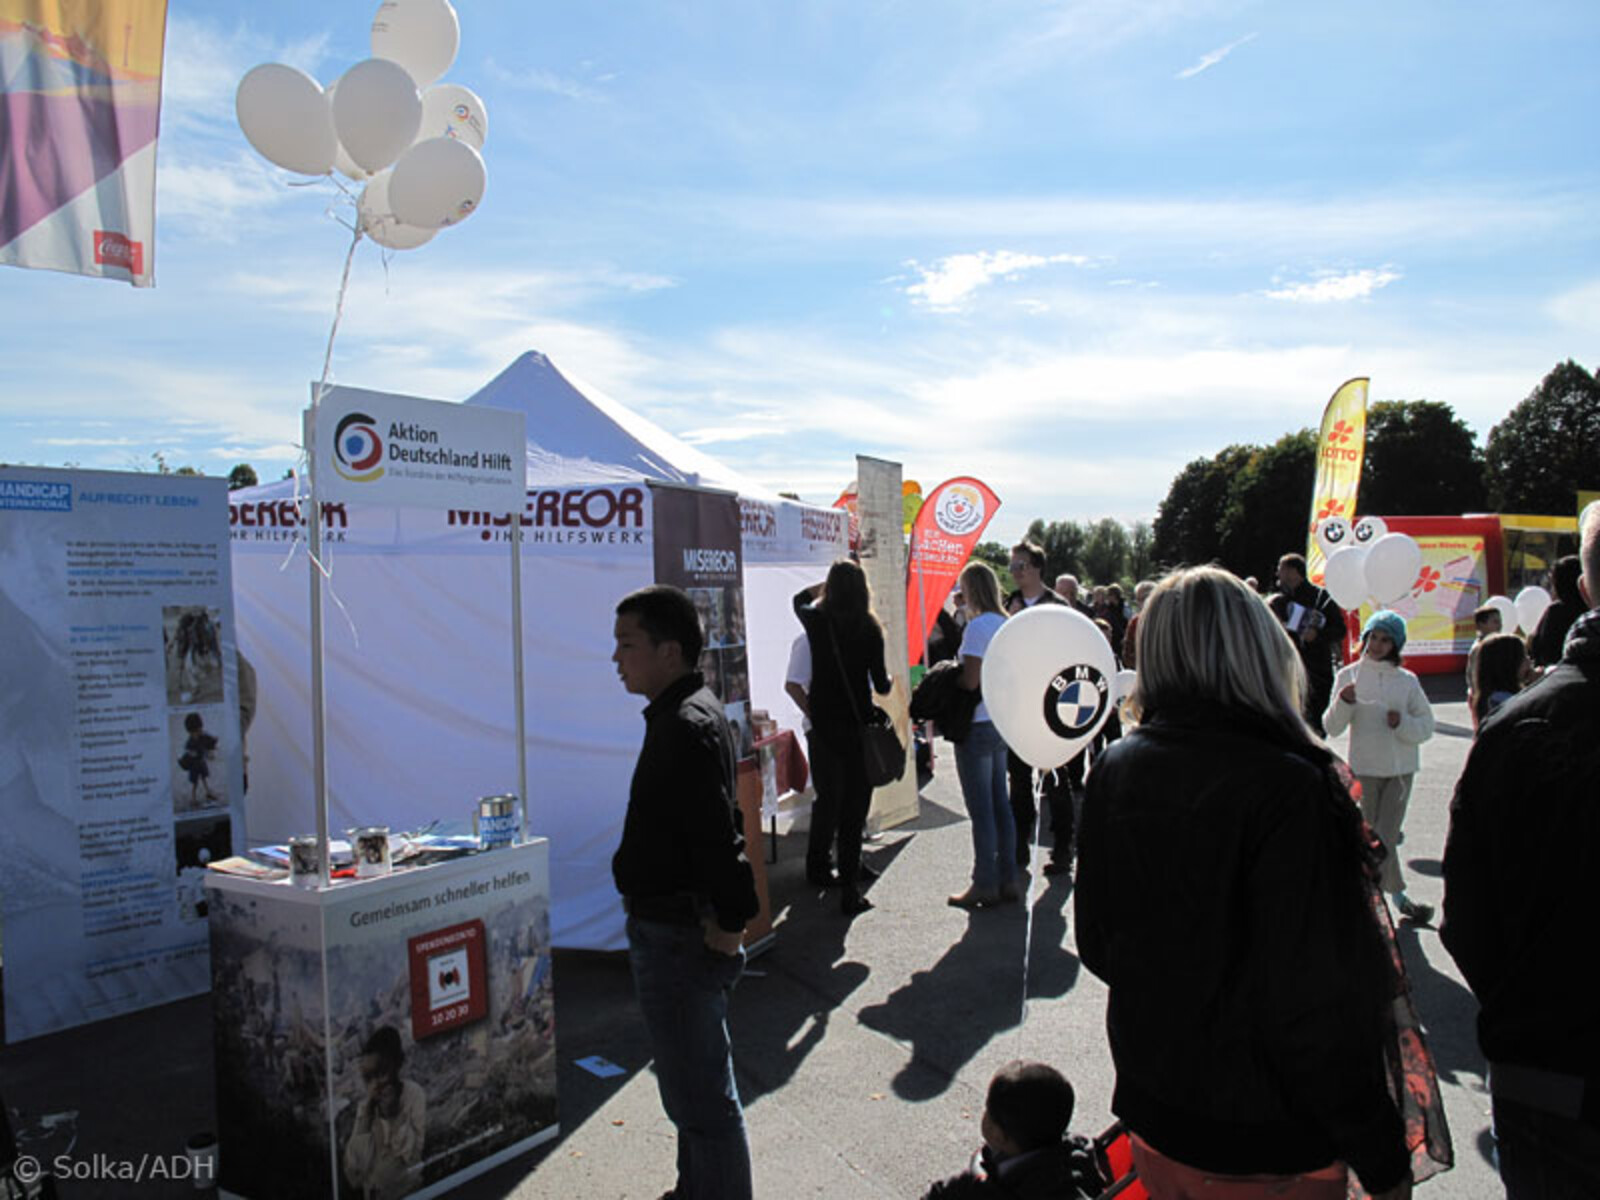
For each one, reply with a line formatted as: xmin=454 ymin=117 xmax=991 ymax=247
xmin=208 ymin=845 xmax=558 ymax=1199
xmin=650 ymin=483 xmax=755 ymax=761
xmin=0 ymin=466 xmax=243 ymax=1042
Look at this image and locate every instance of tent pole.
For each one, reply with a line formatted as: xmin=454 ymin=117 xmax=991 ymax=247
xmin=510 ymin=495 xmax=529 ymax=843
xmin=305 ymin=408 xmax=331 ymax=887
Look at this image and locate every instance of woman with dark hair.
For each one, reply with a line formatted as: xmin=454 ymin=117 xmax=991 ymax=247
xmin=1075 ymin=568 xmax=1421 ymax=1199
xmin=794 ymin=560 xmax=891 ymax=916
xmin=1529 ymin=554 xmax=1584 ymax=668
xmin=1324 ymin=610 xmax=1437 ymax=924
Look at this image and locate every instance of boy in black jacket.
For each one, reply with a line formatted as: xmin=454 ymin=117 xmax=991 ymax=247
xmin=923 ymin=1061 xmax=1105 ymax=1199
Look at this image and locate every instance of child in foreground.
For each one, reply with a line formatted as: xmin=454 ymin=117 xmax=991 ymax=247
xmin=923 ymin=1060 xmax=1105 ymax=1199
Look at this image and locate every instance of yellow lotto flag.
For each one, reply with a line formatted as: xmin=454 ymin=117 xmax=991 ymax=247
xmin=1305 ymin=378 xmax=1369 ymax=585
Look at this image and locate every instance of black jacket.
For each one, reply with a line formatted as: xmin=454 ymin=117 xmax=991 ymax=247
xmin=612 ymin=672 xmax=759 ymax=933
xmin=1279 ymin=580 xmax=1344 ymax=683
xmin=922 ymin=1138 xmax=1104 ymax=1200
xmin=1443 ymin=607 xmax=1600 ymax=1115
xmin=1075 ymin=704 xmax=1406 ymax=1192
xmin=794 ymin=589 xmax=890 ymax=748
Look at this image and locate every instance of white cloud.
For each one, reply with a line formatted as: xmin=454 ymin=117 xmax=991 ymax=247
xmin=1265 ymin=268 xmax=1401 ymax=303
xmin=1546 ymin=280 xmax=1600 ymax=335
xmin=905 ymin=250 xmax=1092 ymax=310
xmin=1176 ymin=32 xmax=1257 ymax=80
xmin=484 ymin=59 xmax=607 ymax=101
xmin=706 ymin=190 xmax=1580 ymax=256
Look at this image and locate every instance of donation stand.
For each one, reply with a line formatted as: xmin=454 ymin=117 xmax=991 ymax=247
xmin=209 ymin=846 xmax=555 ymax=1199
xmin=208 ymin=386 xmax=547 ymax=1198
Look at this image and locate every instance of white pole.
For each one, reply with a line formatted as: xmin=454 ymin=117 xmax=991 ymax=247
xmin=304 ymin=408 xmax=331 ymax=887
xmin=510 ymin=495 xmax=529 ymax=843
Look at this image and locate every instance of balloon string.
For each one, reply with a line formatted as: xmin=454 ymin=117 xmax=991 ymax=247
xmin=313 ymin=221 xmax=364 ymax=412
xmin=1017 ymin=769 xmax=1045 ymax=1055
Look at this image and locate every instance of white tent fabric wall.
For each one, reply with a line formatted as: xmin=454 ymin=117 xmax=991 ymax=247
xmin=228 ymin=353 xmax=849 ymax=949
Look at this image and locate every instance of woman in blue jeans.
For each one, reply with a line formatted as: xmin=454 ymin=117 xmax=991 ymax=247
xmin=949 ymin=561 xmax=1020 ymax=908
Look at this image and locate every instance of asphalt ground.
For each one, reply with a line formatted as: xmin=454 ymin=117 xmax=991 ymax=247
xmin=2 ymin=674 xmax=1504 ymax=1198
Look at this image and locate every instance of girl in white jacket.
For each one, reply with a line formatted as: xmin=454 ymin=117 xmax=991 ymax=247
xmin=1324 ymin=609 xmax=1437 ymax=924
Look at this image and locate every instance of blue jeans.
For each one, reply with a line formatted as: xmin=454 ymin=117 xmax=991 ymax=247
xmin=1495 ymin=1096 xmax=1600 ymax=1200
xmin=954 ymin=720 xmax=1017 ymax=894
xmin=626 ymin=916 xmax=753 ymax=1200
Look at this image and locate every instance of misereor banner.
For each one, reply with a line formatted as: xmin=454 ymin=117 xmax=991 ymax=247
xmin=905 ymin=476 xmax=1001 ymax=667
xmin=0 ymin=466 xmax=242 ymax=1041
xmin=649 ymin=482 xmax=773 ymax=943
xmin=0 ymin=0 xmax=168 ymax=286
xmin=1305 ymin=377 xmax=1369 ymax=585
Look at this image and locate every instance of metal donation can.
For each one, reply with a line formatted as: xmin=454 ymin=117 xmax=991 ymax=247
xmin=353 ymin=826 xmax=392 ymax=877
xmin=475 ymin=794 xmax=519 ymax=850
xmin=289 ymin=836 xmax=320 ymax=888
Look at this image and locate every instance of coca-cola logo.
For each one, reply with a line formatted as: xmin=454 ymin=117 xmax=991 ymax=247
xmin=93 ymin=230 xmax=144 ymax=274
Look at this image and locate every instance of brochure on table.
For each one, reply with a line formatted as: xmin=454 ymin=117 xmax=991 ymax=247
xmin=0 ymin=466 xmax=243 ymax=1042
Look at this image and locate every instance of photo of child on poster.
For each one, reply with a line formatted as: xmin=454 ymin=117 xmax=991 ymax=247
xmin=170 ymin=707 xmax=226 ymax=813
xmin=163 ymin=604 xmax=224 ymax=706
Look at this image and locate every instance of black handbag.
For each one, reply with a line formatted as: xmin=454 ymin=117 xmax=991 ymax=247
xmin=822 ymin=621 xmax=906 ymax=787
xmin=861 ymin=703 xmax=907 ymax=787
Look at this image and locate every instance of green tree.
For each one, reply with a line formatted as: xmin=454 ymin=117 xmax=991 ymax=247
xmin=1151 ymin=444 xmax=1256 ymax=568
xmin=1484 ymin=360 xmax=1600 ymax=514
xmin=1218 ymin=430 xmax=1318 ymax=581
xmin=1127 ymin=520 xmax=1155 ymax=583
xmin=228 ymin=463 xmax=259 ymax=490
xmin=1082 ymin=518 xmax=1130 ymax=584
xmin=1024 ymin=518 xmax=1088 ymax=585
xmin=1360 ymin=400 xmax=1485 ymax=516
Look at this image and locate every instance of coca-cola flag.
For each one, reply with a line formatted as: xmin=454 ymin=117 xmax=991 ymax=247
xmin=905 ymin=476 xmax=1001 ymax=667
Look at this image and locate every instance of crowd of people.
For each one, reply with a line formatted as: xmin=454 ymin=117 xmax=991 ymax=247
xmin=605 ymin=499 xmax=1599 ymax=1200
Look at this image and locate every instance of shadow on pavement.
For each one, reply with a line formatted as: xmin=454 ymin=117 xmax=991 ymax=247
xmin=856 ymin=882 xmax=1081 ymax=1102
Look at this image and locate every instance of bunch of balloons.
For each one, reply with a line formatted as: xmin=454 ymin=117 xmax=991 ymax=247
xmin=1315 ymin=516 xmax=1427 ymax=609
xmin=235 ymin=0 xmax=487 ymax=251
xmin=1481 ymin=587 xmax=1552 ymax=635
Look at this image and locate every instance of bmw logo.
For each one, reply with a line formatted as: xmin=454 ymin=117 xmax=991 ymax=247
xmin=1043 ymin=664 xmax=1109 ymax=739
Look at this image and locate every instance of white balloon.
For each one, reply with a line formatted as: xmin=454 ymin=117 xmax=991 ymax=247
xmin=980 ymin=607 xmax=1119 ymax=769
xmin=1485 ymin=594 xmax=1519 ymax=633
xmin=322 ymin=80 xmax=371 ymax=180
xmin=331 ymin=58 xmax=422 ymax=173
xmin=1363 ymin=533 xmax=1423 ymax=604
xmin=1352 ymin=515 xmax=1389 ymax=546
xmin=1514 ymin=585 xmax=1552 ymax=634
xmin=358 ymin=171 xmax=437 ymax=250
xmin=235 ymin=63 xmax=336 ymax=175
xmin=388 ymin=136 xmax=485 ymax=229
xmin=1323 ymin=545 xmax=1370 ymax=610
xmin=1316 ymin=516 xmax=1354 ymax=560
xmin=371 ymin=0 xmax=460 ymax=87
xmin=417 ymin=82 xmax=488 ymax=149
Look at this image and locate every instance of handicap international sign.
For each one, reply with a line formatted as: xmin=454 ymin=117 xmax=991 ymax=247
xmin=312 ymin=384 xmax=526 ymax=513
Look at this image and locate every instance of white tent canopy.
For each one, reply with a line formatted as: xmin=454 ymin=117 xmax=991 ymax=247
xmin=230 ymin=352 xmax=846 ymax=949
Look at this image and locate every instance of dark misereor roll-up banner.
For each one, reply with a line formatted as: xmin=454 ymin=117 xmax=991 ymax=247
xmin=648 ymin=482 xmax=772 ymax=945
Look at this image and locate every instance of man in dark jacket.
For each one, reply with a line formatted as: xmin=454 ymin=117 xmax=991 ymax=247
xmin=613 ymin=585 xmax=760 ymax=1200
xmin=1275 ymin=553 xmax=1345 ymax=734
xmin=1443 ymin=502 xmax=1600 ymax=1198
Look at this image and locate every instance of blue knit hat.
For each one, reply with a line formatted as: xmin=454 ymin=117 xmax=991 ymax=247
xmin=1362 ymin=609 xmax=1407 ymax=652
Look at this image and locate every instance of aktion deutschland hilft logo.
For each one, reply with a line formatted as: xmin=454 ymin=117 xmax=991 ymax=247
xmin=333 ymin=412 xmax=385 ymax=483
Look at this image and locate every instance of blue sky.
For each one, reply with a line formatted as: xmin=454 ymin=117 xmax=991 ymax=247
xmin=4 ymin=0 xmax=1597 ymax=543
